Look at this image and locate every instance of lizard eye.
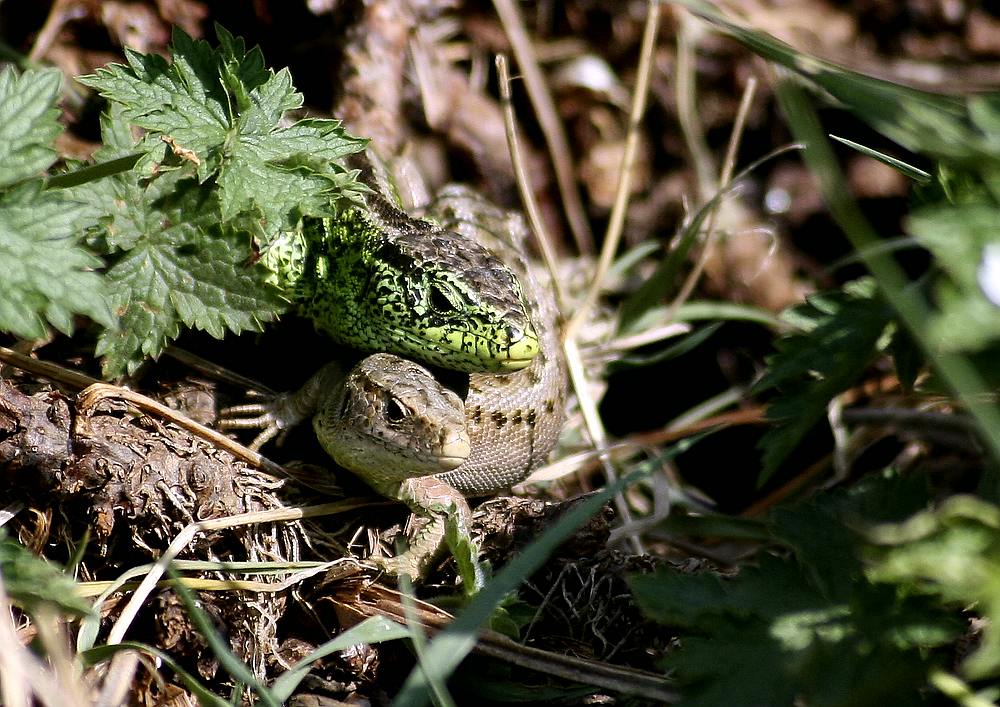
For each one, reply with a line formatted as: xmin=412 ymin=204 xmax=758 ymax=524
xmin=384 ymin=396 xmax=408 ymax=423
xmin=428 ymin=283 xmax=459 ymax=314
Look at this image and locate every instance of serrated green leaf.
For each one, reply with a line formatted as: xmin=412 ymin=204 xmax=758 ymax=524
xmin=755 ymin=279 xmax=893 ymax=484
xmin=78 ymin=25 xmax=366 ymax=235
xmin=62 ymin=111 xmax=150 ymax=253
xmin=663 ymin=623 xmax=797 ymax=707
xmin=95 ymin=238 xmax=182 ymax=375
xmin=630 ymin=560 xmax=941 ymax=707
xmin=633 ymin=554 xmax=829 ymax=629
xmin=0 ymin=182 xmax=112 ymax=339
xmin=630 ymin=474 xmax=960 ymax=707
xmin=96 ymin=221 xmax=283 ymax=377
xmin=770 ymin=503 xmax=861 ymax=601
xmin=75 ymin=111 xmax=194 ymax=254
xmin=215 ymin=126 xmax=364 ymax=227
xmin=79 ymin=42 xmax=229 ymax=162
xmin=0 ymin=67 xmax=63 ymax=187
xmin=68 ymin=26 xmax=375 ymax=376
xmin=867 ymin=496 xmax=1000 ymax=680
xmin=671 ymin=622 xmax=930 ymax=707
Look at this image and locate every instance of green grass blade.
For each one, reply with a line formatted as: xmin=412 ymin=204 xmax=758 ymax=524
xmin=166 ymin=566 xmax=279 ymax=707
xmin=828 ymin=135 xmax=931 ymax=183
xmin=619 ymin=143 xmax=801 ymax=331
xmin=672 ymin=0 xmax=987 ymax=163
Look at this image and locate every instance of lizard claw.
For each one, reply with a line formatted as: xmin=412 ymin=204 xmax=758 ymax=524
xmin=218 ymin=395 xmax=301 ymax=451
xmin=218 ymin=361 xmax=345 ymax=452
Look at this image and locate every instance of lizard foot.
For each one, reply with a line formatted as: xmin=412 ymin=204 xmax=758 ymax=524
xmin=218 ymin=361 xmax=347 ymax=451
xmin=366 ymin=533 xmax=485 ymax=595
xmin=218 ymin=391 xmax=308 ymax=451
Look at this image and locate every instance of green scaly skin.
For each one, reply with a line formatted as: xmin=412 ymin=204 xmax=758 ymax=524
xmin=261 ymin=193 xmax=540 ymax=374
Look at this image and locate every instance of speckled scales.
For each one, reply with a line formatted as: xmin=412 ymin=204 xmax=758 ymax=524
xmin=428 ymin=185 xmax=567 ymax=495
xmin=269 ymin=190 xmax=539 ymax=373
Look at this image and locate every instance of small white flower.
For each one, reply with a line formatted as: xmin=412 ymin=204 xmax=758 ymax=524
xmin=977 ymin=243 xmax=1000 ymax=306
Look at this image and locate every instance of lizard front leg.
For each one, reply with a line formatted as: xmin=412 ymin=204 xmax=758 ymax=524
xmin=218 ymin=361 xmax=347 ymax=450
xmin=376 ymin=476 xmax=484 ymax=593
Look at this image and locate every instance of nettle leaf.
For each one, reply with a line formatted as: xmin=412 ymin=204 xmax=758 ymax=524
xmin=79 ymin=24 xmax=366 ymax=234
xmin=754 ymin=279 xmax=894 ymax=484
xmin=0 ymin=182 xmax=112 ymax=339
xmin=69 ymin=110 xmax=156 ymax=253
xmin=77 ymin=31 xmax=235 ymax=170
xmin=630 ymin=474 xmax=961 ymax=707
xmin=97 ymin=216 xmax=283 ymax=377
xmin=78 ymin=110 xmax=206 ymax=254
xmin=85 ymin=112 xmax=288 ymax=376
xmin=630 ymin=558 xmax=944 ymax=707
xmin=867 ymin=495 xmax=1000 ymax=680
xmin=908 ymin=202 xmax=1000 ymax=352
xmin=0 ymin=67 xmax=63 ymax=187
xmin=217 ymin=120 xmax=366 ymax=228
xmin=72 ymin=27 xmax=368 ymax=374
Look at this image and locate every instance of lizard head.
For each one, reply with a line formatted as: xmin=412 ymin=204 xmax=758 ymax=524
xmin=362 ymin=228 xmax=540 ymax=373
xmin=313 ymin=353 xmax=471 ymax=490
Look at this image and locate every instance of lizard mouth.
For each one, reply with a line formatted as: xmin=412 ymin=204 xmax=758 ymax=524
xmin=493 ymin=330 xmax=540 ymax=371
xmin=400 ymin=323 xmax=540 ymax=373
xmin=438 ymin=433 xmax=471 ymax=469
